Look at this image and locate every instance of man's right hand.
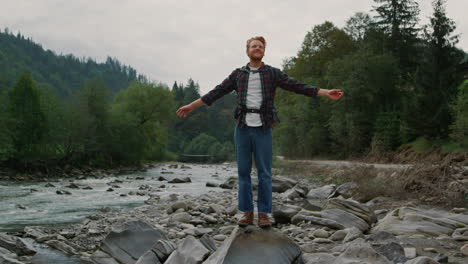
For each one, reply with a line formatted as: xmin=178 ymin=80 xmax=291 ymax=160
xmin=176 ymin=104 xmax=194 ymax=118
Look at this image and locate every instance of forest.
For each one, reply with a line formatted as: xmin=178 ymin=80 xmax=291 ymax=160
xmin=0 ymin=0 xmax=467 ymax=170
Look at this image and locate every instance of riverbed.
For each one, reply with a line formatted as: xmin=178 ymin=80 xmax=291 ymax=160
xmin=0 ymin=163 xmax=237 ymax=232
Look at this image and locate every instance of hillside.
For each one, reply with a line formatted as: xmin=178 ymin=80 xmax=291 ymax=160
xmin=0 ymin=29 xmax=147 ymax=97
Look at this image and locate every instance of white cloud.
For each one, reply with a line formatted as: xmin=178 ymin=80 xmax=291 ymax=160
xmin=1 ymin=0 xmax=467 ymax=94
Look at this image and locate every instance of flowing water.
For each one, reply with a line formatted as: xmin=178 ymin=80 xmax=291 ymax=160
xmin=0 ymin=163 xmax=236 ymax=232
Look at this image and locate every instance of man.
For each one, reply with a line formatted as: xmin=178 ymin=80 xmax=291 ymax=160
xmin=176 ymin=36 xmax=343 ymax=228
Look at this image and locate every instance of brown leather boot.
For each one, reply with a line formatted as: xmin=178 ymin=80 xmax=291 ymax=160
xmin=258 ymin=213 xmax=272 ymax=228
xmin=237 ymin=212 xmax=254 ymax=227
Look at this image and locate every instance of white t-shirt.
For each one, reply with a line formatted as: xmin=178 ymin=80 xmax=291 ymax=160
xmin=245 ymin=66 xmax=262 ymax=127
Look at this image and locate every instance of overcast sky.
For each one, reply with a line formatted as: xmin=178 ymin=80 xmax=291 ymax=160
xmin=1 ymin=0 xmax=467 ymax=94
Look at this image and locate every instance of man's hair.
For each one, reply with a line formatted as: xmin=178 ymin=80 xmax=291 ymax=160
xmin=246 ymin=36 xmax=266 ymax=50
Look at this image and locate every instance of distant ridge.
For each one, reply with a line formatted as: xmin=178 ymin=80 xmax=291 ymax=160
xmin=0 ymin=29 xmax=149 ymax=97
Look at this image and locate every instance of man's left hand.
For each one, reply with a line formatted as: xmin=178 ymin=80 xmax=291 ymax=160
xmin=326 ymin=89 xmax=344 ymax=101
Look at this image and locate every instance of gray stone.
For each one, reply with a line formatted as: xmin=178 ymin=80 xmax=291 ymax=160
xmin=168 ymin=177 xmax=191 ymax=183
xmin=330 ymin=230 xmax=347 ymax=241
xmin=90 ymin=250 xmax=120 ymax=264
xmin=312 ymin=229 xmax=329 ymax=239
xmin=273 ymin=204 xmax=302 ymax=224
xmin=45 ymin=240 xmax=78 ymax=255
xmin=203 ymin=226 xmax=302 ymax=264
xmin=271 ymin=176 xmax=297 ymax=193
xmin=404 ymin=256 xmax=439 ymax=264
xmin=98 ymin=221 xmax=167 ymax=264
xmin=306 ymin=185 xmax=336 ymax=200
xmin=404 ymin=247 xmax=417 ymax=259
xmin=373 ymin=207 xmax=468 ymax=237
xmin=291 ymin=213 xmax=345 ymax=229
xmin=302 ymin=253 xmax=336 ymax=264
xmin=0 ymin=253 xmax=23 ymax=264
xmin=325 ymin=198 xmax=377 ymax=225
xmin=461 ymin=244 xmax=468 ymax=256
xmin=199 ymin=234 xmax=217 ymax=254
xmin=0 ymin=233 xmax=36 ymax=256
xmin=343 ymin=227 xmax=362 ymax=243
xmin=171 ymin=201 xmax=188 ymax=211
xmin=206 ymin=182 xmax=219 ymax=187
xmin=165 ymin=236 xmax=210 ymax=264
xmin=220 ymin=180 xmax=236 ymax=189
xmin=333 ymin=238 xmax=392 ymax=264
xmin=170 ymin=212 xmax=192 ymax=223
xmin=135 ymin=250 xmax=161 ymax=264
xmin=153 ymin=239 xmax=176 ymax=261
xmin=452 ymin=227 xmax=468 ymax=241
xmin=375 ymin=242 xmax=407 ymax=264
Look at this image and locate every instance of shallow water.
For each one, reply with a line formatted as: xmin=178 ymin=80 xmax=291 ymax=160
xmin=0 ymin=163 xmax=237 ymax=232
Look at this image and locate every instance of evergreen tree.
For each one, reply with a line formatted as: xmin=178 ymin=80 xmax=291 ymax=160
xmin=373 ymin=0 xmax=420 ymax=76
xmin=408 ymin=0 xmax=464 ymax=138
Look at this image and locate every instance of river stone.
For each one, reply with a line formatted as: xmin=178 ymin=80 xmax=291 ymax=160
xmin=170 ymin=201 xmax=188 ymax=211
xmin=168 ymin=177 xmax=191 ymax=183
xmin=91 ymin=250 xmax=120 ymax=264
xmin=220 ymin=180 xmax=236 ymax=189
xmin=375 ymin=241 xmax=407 ymax=264
xmin=165 ymin=235 xmax=210 ymax=264
xmin=333 ymin=238 xmax=392 ymax=264
xmin=170 ymin=212 xmax=192 ymax=223
xmin=203 ymin=226 xmax=302 ymax=264
xmin=206 ymin=182 xmax=219 ymax=187
xmin=461 ymin=244 xmax=468 ymax=256
xmin=372 ymin=207 xmax=468 ymax=237
xmin=312 ymin=229 xmax=329 ymax=239
xmin=45 ymin=240 xmax=78 ymax=255
xmin=291 ymin=213 xmax=345 ymax=230
xmin=199 ymin=234 xmax=217 ymax=254
xmin=272 ymin=204 xmax=302 ymax=224
xmin=330 ymin=230 xmax=347 ymax=241
xmin=0 ymin=253 xmax=23 ymax=264
xmin=404 ymin=256 xmax=439 ymax=264
xmin=302 ymin=253 xmax=336 ymax=264
xmin=99 ymin=221 xmax=167 ymax=264
xmin=271 ymin=176 xmax=297 ymax=193
xmin=0 ymin=233 xmax=36 ymax=256
xmin=325 ymin=198 xmax=377 ymax=225
xmin=306 ymin=184 xmax=336 ymax=200
xmin=135 ymin=250 xmax=161 ymax=264
xmin=343 ymin=227 xmax=362 ymax=243
xmin=153 ymin=239 xmax=176 ymax=261
xmin=452 ymin=227 xmax=468 ymax=241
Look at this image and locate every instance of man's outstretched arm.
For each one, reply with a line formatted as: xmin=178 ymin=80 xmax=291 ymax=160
xmin=317 ymin=88 xmax=344 ymax=101
xmin=176 ymin=98 xmax=206 ymax=118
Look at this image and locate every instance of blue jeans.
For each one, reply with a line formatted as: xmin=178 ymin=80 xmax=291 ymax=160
xmin=234 ymin=125 xmax=272 ymax=213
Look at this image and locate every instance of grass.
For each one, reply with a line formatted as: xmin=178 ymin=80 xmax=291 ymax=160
xmin=405 ymin=136 xmax=468 ymax=154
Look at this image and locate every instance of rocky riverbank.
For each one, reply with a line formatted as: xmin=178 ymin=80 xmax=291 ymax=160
xmin=1 ymin=163 xmax=467 ymax=264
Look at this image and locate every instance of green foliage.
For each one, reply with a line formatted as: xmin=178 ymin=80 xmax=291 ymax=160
xmin=450 ymin=80 xmax=468 ymax=149
xmin=0 ymin=29 xmax=146 ymax=97
xmin=6 ymin=73 xmax=46 ymax=160
xmin=371 ymin=111 xmax=401 ymax=152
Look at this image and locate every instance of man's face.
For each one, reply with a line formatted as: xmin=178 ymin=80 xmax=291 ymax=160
xmin=246 ymin=40 xmax=265 ymax=61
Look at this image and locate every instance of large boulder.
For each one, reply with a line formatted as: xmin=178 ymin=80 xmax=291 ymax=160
xmin=273 ymin=204 xmax=302 ymax=224
xmin=0 ymin=233 xmax=36 ymax=256
xmin=304 ymin=185 xmax=336 ymax=210
xmin=93 ymin=221 xmax=167 ymax=264
xmin=372 ymin=207 xmax=468 ymax=237
xmin=272 ymin=176 xmax=298 ymax=193
xmin=203 ymin=226 xmax=302 ymax=264
xmin=325 ymin=198 xmax=377 ymax=225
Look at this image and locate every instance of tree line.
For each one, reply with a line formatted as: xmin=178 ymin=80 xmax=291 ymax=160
xmin=1 ymin=0 xmax=467 ymax=171
xmin=274 ymin=0 xmax=467 ymax=158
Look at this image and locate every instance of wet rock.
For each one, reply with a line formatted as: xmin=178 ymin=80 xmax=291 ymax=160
xmin=96 ymin=221 xmax=168 ymax=264
xmin=45 ymin=240 xmax=78 ymax=255
xmin=168 ymin=177 xmax=191 ymax=183
xmin=165 ymin=236 xmax=210 ymax=264
xmin=157 ymin=176 xmax=166 ymax=181
xmin=65 ymin=183 xmax=80 ymax=189
xmin=204 ymin=226 xmax=302 ymax=264
xmin=45 ymin=183 xmax=56 ymax=187
xmin=206 ymin=182 xmax=219 ymax=188
xmin=56 ymin=190 xmax=71 ymax=195
xmin=0 ymin=233 xmax=36 ymax=256
xmin=0 ymin=253 xmax=23 ymax=264
xmin=90 ymin=250 xmax=120 ymax=264
xmin=15 ymin=204 xmax=26 ymax=210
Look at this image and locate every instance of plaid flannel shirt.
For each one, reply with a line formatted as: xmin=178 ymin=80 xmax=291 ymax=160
xmin=201 ymin=63 xmax=320 ymax=129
